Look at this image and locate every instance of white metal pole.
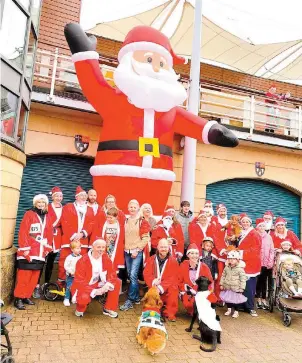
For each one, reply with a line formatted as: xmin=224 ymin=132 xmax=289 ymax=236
xmin=180 ymin=0 xmax=203 ymax=212
xmin=298 ymin=106 xmax=302 ymax=146
xmin=48 ymin=47 xmax=59 ymax=102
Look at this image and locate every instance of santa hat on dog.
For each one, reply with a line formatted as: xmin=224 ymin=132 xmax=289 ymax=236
xmin=75 ymin=186 xmax=86 ymax=197
xmin=186 ymin=243 xmax=200 ymax=255
xmin=118 ymin=26 xmax=186 ymax=67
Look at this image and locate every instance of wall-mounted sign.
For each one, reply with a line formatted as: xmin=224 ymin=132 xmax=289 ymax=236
xmin=75 ymin=135 xmax=90 ymax=153
xmin=255 ymin=162 xmax=265 ymax=177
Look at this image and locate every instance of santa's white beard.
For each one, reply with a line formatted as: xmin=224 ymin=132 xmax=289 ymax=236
xmin=265 ymin=220 xmax=273 ymax=230
xmin=113 ymin=52 xmax=187 ymax=112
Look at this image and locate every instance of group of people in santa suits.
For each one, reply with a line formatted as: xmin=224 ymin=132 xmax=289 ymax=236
xmin=14 ymin=189 xmax=302 ymax=321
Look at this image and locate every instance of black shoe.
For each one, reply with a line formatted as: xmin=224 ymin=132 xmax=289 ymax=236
xmin=22 ymin=298 xmax=35 ymax=305
xmin=14 ymin=298 xmax=26 ymax=310
xmin=208 ymin=123 xmax=239 ymax=147
xmin=256 ymin=301 xmax=263 ymax=309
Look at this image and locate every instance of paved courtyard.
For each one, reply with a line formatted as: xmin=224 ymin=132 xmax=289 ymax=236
xmin=4 ymin=296 xmax=302 ymax=363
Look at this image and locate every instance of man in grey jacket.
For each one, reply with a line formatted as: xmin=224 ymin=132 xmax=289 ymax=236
xmin=176 ymin=201 xmax=194 ymax=257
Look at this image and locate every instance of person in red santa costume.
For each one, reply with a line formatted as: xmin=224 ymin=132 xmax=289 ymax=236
xmin=87 ymin=189 xmax=100 ymax=216
xmin=272 ymin=217 xmax=302 ymax=255
xmin=64 ymin=24 xmax=238 ymax=216
xmin=144 ymin=238 xmax=179 ymax=321
xmin=71 ymin=239 xmax=121 ymax=318
xmin=58 ymin=186 xmax=95 ymax=285
xmin=97 ymin=194 xmax=126 ymax=225
xmin=151 ymin=212 xmax=184 ymax=260
xmin=203 ymin=200 xmax=215 ymax=224
xmin=14 ymin=194 xmax=53 ymax=310
xmin=164 ymin=205 xmax=185 ymax=254
xmin=237 ymin=214 xmax=261 ymax=317
xmin=188 ymin=209 xmax=217 ymax=254
xmin=90 ymin=207 xmax=125 ymax=272
xmin=178 ymin=243 xmax=215 ymax=315
xmin=263 ymin=210 xmax=275 ymax=234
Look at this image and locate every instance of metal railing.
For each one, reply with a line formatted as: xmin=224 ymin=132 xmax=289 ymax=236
xmin=33 ymin=48 xmax=302 ymax=147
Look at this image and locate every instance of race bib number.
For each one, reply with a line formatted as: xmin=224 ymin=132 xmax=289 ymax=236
xmin=30 ymin=223 xmax=41 ymax=234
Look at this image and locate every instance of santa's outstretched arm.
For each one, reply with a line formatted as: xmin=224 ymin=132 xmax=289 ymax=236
xmin=64 ymin=23 xmax=115 ymax=115
xmin=174 ymin=106 xmax=238 ymax=147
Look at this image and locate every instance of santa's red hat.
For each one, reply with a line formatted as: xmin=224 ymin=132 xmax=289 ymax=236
xmin=275 ymin=217 xmax=287 ymax=226
xmin=165 ymin=205 xmax=175 ymax=213
xmin=216 ymin=203 xmax=227 ymax=213
xmin=186 ymin=243 xmax=200 ymax=255
xmin=204 ymin=200 xmax=213 ymax=207
xmin=240 ymin=213 xmax=252 ymax=224
xmin=33 ymin=194 xmax=49 ymax=206
xmin=162 ymin=211 xmax=172 ymax=219
xmin=118 ymin=26 xmax=186 ymax=67
xmin=256 ymin=218 xmax=266 ymax=227
xmin=49 ymin=186 xmax=62 ymax=196
xmin=263 ymin=211 xmax=274 ymax=219
xmin=75 ymin=186 xmax=86 ymax=197
xmin=197 ymin=209 xmax=207 ymax=218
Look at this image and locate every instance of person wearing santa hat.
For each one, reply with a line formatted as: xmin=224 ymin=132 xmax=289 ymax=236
xmin=255 ymin=218 xmax=274 ymax=310
xmin=272 ymin=217 xmax=302 ymax=255
xmin=237 ymin=214 xmax=261 ymax=317
xmin=34 ymin=187 xmax=64 ymax=298
xmin=144 ymin=238 xmax=179 ymax=321
xmin=179 ymin=243 xmax=215 ymax=315
xmin=90 ymin=207 xmax=125 ymax=273
xmin=263 ymin=211 xmax=274 ymax=234
xmin=203 ymin=200 xmax=215 ymax=224
xmin=151 ymin=212 xmax=184 ymax=260
xmin=58 ymin=186 xmax=95 ymax=285
xmin=64 ymin=24 xmax=238 ymax=216
xmin=188 ymin=209 xmax=217 ymax=254
xmin=14 ymin=194 xmax=53 ymax=310
xmin=164 ymin=205 xmax=185 ymax=257
xmin=71 ymin=239 xmax=121 ymax=318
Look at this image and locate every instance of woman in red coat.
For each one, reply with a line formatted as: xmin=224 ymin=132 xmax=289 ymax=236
xmin=97 ymin=194 xmax=126 ymax=225
xmin=188 ymin=209 xmax=217 ymax=253
xmin=237 ymin=214 xmax=261 ymax=317
xmin=272 ymin=217 xmax=302 ymax=255
xmin=178 ymin=243 xmax=215 ymax=315
xmin=14 ymin=194 xmax=53 ymax=310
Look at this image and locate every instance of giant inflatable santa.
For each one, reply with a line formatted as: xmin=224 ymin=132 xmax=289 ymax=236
xmin=64 ymin=24 xmax=238 ymax=215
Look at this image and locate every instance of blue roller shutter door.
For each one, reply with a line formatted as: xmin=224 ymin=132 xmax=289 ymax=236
xmin=206 ymin=179 xmax=300 ymax=236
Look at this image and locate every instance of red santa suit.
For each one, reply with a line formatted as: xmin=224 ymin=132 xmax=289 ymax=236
xmin=90 ymin=219 xmax=125 ymax=271
xmin=71 ymin=251 xmax=121 ymax=313
xmin=178 ymin=259 xmax=214 ymax=315
xmin=14 ymin=206 xmax=53 ymax=299
xmin=48 ymin=202 xmax=63 ymax=252
xmin=144 ymin=254 xmax=179 ymax=319
xmin=67 ymin=26 xmax=228 ymax=216
xmin=188 ymin=219 xmax=217 ymax=254
xmin=58 ymin=203 xmax=95 ymax=281
xmin=272 ymin=229 xmax=302 ymax=253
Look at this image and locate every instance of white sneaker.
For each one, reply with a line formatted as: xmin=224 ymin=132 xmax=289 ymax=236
xmin=249 ymin=310 xmax=258 ymax=317
xmin=232 ymin=311 xmax=239 ymax=318
xmin=63 ymin=298 xmax=70 ymax=307
xmin=75 ymin=310 xmax=84 ymax=317
xmin=103 ymin=308 xmax=118 ymax=318
xmin=224 ymin=308 xmax=232 ymax=316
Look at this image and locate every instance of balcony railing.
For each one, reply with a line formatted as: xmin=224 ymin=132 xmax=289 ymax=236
xmin=33 ymin=48 xmax=302 ymax=148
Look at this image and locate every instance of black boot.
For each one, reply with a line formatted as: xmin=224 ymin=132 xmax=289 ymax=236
xmin=14 ymin=298 xmax=26 ymax=310
xmin=208 ymin=123 xmax=239 ymax=147
xmin=22 ymin=298 xmax=35 ymax=305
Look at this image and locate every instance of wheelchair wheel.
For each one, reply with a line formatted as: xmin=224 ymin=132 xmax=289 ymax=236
xmin=43 ymin=282 xmax=60 ymax=301
xmin=283 ymin=313 xmax=291 ymax=327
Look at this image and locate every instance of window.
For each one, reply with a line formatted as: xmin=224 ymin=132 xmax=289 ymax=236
xmin=25 ymin=27 xmax=37 ymax=84
xmin=1 ymin=87 xmax=18 ymax=139
xmin=0 ymin=0 xmax=27 ymax=70
xmin=31 ymin=0 xmax=42 ymax=30
xmin=17 ymin=102 xmax=28 ymax=146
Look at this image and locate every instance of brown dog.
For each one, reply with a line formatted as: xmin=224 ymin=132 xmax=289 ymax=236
xmin=136 ymin=287 xmax=167 ymax=355
xmin=222 ymin=215 xmax=242 ymax=247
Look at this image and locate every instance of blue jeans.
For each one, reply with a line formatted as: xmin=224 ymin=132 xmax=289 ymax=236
xmin=244 ymin=277 xmax=257 ymax=311
xmin=124 ymin=251 xmax=143 ymax=302
xmin=64 ymin=275 xmax=74 ymax=300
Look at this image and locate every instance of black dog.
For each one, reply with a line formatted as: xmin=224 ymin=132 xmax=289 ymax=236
xmin=185 ymin=276 xmax=221 ymax=352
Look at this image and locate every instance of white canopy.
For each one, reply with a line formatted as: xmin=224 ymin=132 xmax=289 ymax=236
xmin=87 ymin=0 xmax=302 ymax=82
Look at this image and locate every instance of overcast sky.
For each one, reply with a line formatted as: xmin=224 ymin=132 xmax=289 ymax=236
xmin=80 ymin=0 xmax=302 ymax=44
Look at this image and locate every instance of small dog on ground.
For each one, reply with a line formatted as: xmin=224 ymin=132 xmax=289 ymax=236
xmin=136 ymin=287 xmax=167 ymax=355
xmin=185 ymin=276 xmax=222 ymax=352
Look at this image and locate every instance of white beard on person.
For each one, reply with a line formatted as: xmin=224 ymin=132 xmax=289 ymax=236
xmin=265 ymin=220 xmax=273 ymax=230
xmin=76 ymin=203 xmax=87 ymax=215
xmin=163 ymin=218 xmax=173 ymax=230
xmin=113 ymin=52 xmax=187 ymax=112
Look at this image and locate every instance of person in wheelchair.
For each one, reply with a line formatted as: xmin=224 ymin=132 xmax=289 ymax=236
xmin=281 ymin=258 xmax=302 ymax=298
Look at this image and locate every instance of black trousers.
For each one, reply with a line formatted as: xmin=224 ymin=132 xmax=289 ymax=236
xmin=226 ymin=303 xmax=239 ymax=311
xmin=38 ymin=252 xmax=58 ymax=284
xmin=256 ymin=267 xmax=272 ymax=299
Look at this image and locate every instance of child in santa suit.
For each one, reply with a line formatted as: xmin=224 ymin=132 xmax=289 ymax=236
xmin=144 ymin=238 xmax=179 ymax=321
xmin=151 ymin=212 xmax=183 ymax=261
xmin=90 ymin=207 xmax=125 ymax=273
xmin=58 ymin=186 xmax=95 ymax=285
xmin=71 ymin=239 xmax=121 ymax=318
xmin=178 ymin=243 xmax=214 ymax=316
xmin=14 ymin=194 xmax=53 ymax=310
xmin=63 ymin=240 xmax=82 ymax=307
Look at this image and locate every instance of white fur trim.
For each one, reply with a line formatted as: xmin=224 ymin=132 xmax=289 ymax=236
xmin=90 ymin=164 xmax=176 ymax=182
xmin=104 ymin=282 xmax=114 ymax=291
xmin=17 ymin=256 xmax=45 ymax=261
xmin=81 ymin=230 xmax=88 ymax=238
xmin=18 ymin=247 xmax=30 ymax=251
xmin=90 ymin=289 xmax=97 ymax=298
xmin=201 ymin=121 xmax=217 ymax=144
xmin=61 ymin=244 xmax=71 ymax=248
xmin=70 ymin=233 xmax=77 ymax=241
xmin=152 ymin=279 xmax=158 ymax=286
xmin=71 ymin=51 xmax=99 ymax=63
xmin=118 ymin=42 xmax=173 ymax=66
xmin=157 ymin=285 xmax=164 ymax=294
xmin=117 ymin=265 xmax=125 ymax=269
xmin=187 ymin=248 xmax=199 ymax=255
